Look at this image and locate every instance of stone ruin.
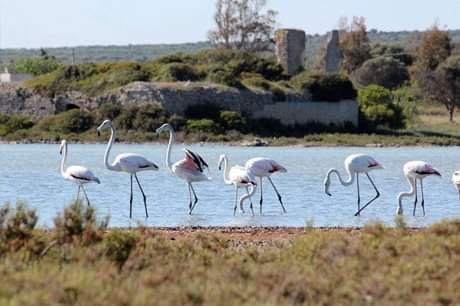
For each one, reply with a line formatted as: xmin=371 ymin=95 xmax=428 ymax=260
xmin=323 ymin=30 xmax=341 ymax=73
xmin=275 ymin=29 xmax=306 ymax=76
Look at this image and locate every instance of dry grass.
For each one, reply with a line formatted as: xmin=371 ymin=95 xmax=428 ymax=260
xmin=2 ymin=202 xmax=460 ymax=305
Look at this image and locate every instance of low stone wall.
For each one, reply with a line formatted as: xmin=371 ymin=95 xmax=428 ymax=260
xmin=0 ymin=82 xmax=359 ymax=127
xmin=252 ymin=100 xmax=359 ymax=127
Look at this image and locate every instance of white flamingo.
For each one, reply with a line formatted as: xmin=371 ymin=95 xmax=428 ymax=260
xmin=218 ymin=154 xmax=257 ymax=215
xmin=453 ymin=171 xmax=460 ymax=199
xmin=397 ymin=161 xmax=441 ymax=216
xmin=59 ymin=140 xmax=100 ymax=205
xmin=156 ymin=123 xmax=210 ymax=214
xmin=324 ymin=153 xmax=383 ymax=216
xmin=245 ymin=157 xmax=287 ymax=214
xmin=97 ymin=120 xmax=159 ymax=218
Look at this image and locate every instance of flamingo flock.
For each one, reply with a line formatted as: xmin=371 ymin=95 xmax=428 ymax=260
xmin=57 ymin=119 xmax=457 ymax=219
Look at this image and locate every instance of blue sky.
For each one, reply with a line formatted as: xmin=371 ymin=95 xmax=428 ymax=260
xmin=1 ymin=0 xmax=459 ymax=48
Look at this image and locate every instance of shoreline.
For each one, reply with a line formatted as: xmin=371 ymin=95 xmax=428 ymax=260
xmin=0 ymin=139 xmax=458 ymax=147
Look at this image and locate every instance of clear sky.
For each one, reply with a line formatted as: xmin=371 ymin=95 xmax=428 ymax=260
xmin=1 ymin=0 xmax=459 ymax=48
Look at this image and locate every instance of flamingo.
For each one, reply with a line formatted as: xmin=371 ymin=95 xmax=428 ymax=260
xmin=324 ymin=154 xmax=383 ymax=216
xmin=59 ymin=140 xmax=100 ymax=205
xmin=218 ymin=154 xmax=257 ymax=215
xmin=397 ymin=161 xmax=441 ymax=216
xmin=245 ymin=157 xmax=287 ymax=214
xmin=156 ymin=123 xmax=210 ymax=214
xmin=96 ymin=120 xmax=159 ymax=218
xmin=453 ymin=171 xmax=460 ymax=199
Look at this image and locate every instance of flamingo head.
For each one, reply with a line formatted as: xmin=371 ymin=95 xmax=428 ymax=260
xmin=97 ymin=119 xmax=112 ymax=136
xmin=156 ymin=123 xmax=172 ymax=134
xmin=59 ymin=139 xmax=67 ymax=155
xmin=324 ymin=176 xmax=332 ymax=196
xmin=217 ymin=154 xmax=226 ymax=170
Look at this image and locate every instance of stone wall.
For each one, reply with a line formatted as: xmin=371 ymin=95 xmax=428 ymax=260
xmin=252 ymin=100 xmax=359 ymax=127
xmin=275 ymin=29 xmax=306 ymax=76
xmin=0 ymin=82 xmax=359 ymax=127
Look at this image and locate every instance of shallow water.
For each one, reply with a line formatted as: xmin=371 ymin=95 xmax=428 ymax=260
xmin=0 ymin=143 xmax=459 ymax=228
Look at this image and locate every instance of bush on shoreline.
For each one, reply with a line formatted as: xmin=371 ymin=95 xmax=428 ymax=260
xmin=2 ymin=200 xmax=460 ymax=305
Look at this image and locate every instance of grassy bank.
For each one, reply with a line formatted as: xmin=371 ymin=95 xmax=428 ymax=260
xmin=2 ymin=201 xmax=460 ymax=305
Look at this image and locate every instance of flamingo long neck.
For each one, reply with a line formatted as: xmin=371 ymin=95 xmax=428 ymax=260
xmin=221 ymin=156 xmax=232 ymax=185
xmin=397 ymin=176 xmax=416 ymax=212
xmin=327 ymin=168 xmax=354 ymax=187
xmin=165 ymin=127 xmax=175 ymax=171
xmin=60 ymin=143 xmax=67 ymax=177
xmin=239 ymin=184 xmax=256 ymax=207
xmin=103 ymin=125 xmax=117 ymax=171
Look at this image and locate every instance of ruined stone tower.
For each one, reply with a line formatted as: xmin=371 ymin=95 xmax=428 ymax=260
xmin=275 ymin=29 xmax=306 ymax=76
xmin=323 ymin=30 xmax=342 ymax=73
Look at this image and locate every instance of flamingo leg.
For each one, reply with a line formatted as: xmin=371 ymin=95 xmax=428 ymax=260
xmin=354 ymin=173 xmax=381 ymax=216
xmin=267 ymin=176 xmax=286 ymax=213
xmin=246 ymin=186 xmax=255 ymax=216
xmin=238 ymin=187 xmax=246 ymax=214
xmin=189 ymin=183 xmax=199 ymax=214
xmin=188 ymin=183 xmax=192 ymax=211
xmin=259 ymin=177 xmax=263 ymax=214
xmin=129 ymin=174 xmax=133 ymax=219
xmin=81 ymin=185 xmax=91 ymax=206
xmin=76 ymin=185 xmax=81 ymax=202
xmin=134 ymin=174 xmax=148 ymax=218
xmin=413 ymin=178 xmax=418 ymax=217
xmin=458 ymin=188 xmax=460 ymax=201
xmin=420 ymin=179 xmax=425 ymax=216
xmin=233 ymin=186 xmax=239 ymax=216
xmin=356 ymin=173 xmax=361 ymax=216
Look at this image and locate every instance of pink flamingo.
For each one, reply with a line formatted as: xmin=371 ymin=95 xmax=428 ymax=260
xmin=245 ymin=157 xmax=287 ymax=214
xmin=156 ymin=123 xmax=210 ymax=214
xmin=397 ymin=161 xmax=441 ymax=216
xmin=218 ymin=154 xmax=257 ymax=215
xmin=324 ymin=154 xmax=383 ymax=216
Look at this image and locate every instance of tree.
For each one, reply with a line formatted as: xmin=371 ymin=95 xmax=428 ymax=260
xmin=353 ymin=56 xmax=409 ymax=89
xmin=414 ymin=23 xmax=451 ymax=74
xmin=420 ymin=55 xmax=460 ymax=122
xmin=358 ymin=85 xmax=405 ymax=128
xmin=339 ymin=16 xmax=371 ymax=73
xmin=208 ymin=0 xmax=278 ymax=52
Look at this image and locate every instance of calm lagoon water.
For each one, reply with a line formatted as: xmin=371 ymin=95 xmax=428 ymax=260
xmin=1 ymin=144 xmax=459 ymax=228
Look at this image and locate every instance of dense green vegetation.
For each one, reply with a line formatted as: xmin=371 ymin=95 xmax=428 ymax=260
xmin=26 ymin=49 xmax=287 ymax=97
xmin=2 ymin=201 xmax=460 ymax=305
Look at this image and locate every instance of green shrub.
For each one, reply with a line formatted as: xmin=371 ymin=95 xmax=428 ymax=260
xmin=291 ymin=73 xmax=357 ymax=101
xmin=0 ymin=114 xmax=34 ymax=136
xmin=155 ymin=63 xmax=202 ymax=82
xmin=53 ymin=201 xmax=109 ymax=245
xmin=114 ymin=104 xmax=167 ymax=132
xmin=393 ymin=86 xmax=419 ymax=122
xmin=219 ymin=111 xmax=246 ymax=131
xmin=36 ymin=109 xmax=94 ymax=134
xmin=358 ymin=85 xmax=405 ymax=129
xmin=104 ymin=230 xmax=138 ymax=266
xmin=96 ymin=102 xmax=123 ymax=121
xmin=187 ymin=119 xmax=220 ymax=133
xmin=0 ymin=201 xmax=38 ymax=247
